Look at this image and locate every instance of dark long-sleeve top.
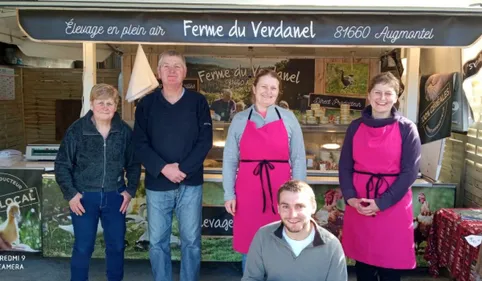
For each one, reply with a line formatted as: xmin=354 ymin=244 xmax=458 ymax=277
xmin=54 ymin=110 xmax=141 ymax=201
xmin=132 ymin=88 xmax=213 ymax=191
xmin=339 ymin=106 xmax=421 ymax=211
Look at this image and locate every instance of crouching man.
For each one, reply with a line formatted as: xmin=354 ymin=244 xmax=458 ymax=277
xmin=242 ymin=180 xmax=348 ymax=281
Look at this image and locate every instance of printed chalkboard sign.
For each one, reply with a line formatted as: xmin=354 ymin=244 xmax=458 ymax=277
xmin=309 ymin=93 xmax=366 ymax=111
xmin=201 ymin=206 xmax=233 ymax=236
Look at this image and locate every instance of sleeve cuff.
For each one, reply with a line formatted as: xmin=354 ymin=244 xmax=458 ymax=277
xmin=224 ymin=193 xmax=236 ymax=201
xmin=63 ymin=189 xmax=78 ymax=202
xmin=375 ymin=198 xmax=390 ymax=211
xmin=126 ymin=187 xmax=137 ymax=198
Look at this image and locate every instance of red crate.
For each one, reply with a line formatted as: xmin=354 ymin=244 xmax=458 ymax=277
xmin=426 ymin=208 xmax=482 ymax=279
xmin=451 ymin=221 xmax=482 ymax=281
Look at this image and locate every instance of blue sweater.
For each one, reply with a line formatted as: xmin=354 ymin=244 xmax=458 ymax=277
xmin=132 ymin=88 xmax=213 ymax=191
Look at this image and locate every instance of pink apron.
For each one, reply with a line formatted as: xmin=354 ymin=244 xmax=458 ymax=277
xmin=342 ymin=122 xmax=416 ymax=269
xmin=233 ymin=108 xmax=291 ymax=254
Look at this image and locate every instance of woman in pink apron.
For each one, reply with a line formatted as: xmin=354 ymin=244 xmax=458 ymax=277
xmin=222 ymin=69 xmax=306 ymax=272
xmin=339 ymin=72 xmax=422 ymax=281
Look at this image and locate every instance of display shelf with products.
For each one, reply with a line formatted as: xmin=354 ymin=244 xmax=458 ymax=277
xmin=204 ymin=120 xmax=349 ymax=175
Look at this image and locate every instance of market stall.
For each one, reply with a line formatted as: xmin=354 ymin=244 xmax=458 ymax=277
xmin=0 ymin=1 xmax=481 ymax=267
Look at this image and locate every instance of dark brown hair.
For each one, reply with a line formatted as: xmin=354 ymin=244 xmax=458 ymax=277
xmin=368 ymin=72 xmax=401 ymax=96
xmin=277 ymin=180 xmax=316 ymax=205
xmin=251 ymin=69 xmax=283 ymax=104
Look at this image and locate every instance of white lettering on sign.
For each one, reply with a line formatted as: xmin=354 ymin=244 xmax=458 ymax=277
xmin=65 ymin=18 xmax=105 ymax=39
xmin=183 ymin=20 xmax=225 ymax=37
xmin=197 ymin=69 xmax=231 ymax=83
xmin=374 ymin=26 xmax=434 ymax=43
xmin=0 ymin=188 xmax=38 ymax=210
xmin=0 ymin=176 xmax=23 ymax=190
xmin=60 ymin=18 xmax=439 ymax=44
xmin=228 ymin=20 xmax=246 ymax=38
xmin=120 ymin=24 xmax=147 ymax=38
xmin=311 ymin=96 xmax=363 ymax=109
xmin=201 ymin=218 xmax=233 ymax=231
xmin=334 ymin=26 xmax=371 ymax=39
xmin=468 ymin=61 xmax=480 ymax=71
xmin=251 ymin=20 xmax=315 ymax=39
xmin=64 ymin=18 xmax=165 ymax=39
xmin=196 ymin=65 xmax=302 ymax=85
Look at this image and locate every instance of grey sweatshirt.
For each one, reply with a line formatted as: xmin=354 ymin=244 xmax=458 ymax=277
xmin=242 ymin=220 xmax=348 ymax=281
xmin=222 ymin=105 xmax=307 ymax=201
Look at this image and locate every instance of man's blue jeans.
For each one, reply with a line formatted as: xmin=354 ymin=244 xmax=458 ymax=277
xmin=70 ymin=189 xmax=126 ymax=281
xmin=146 ymin=185 xmax=203 ymax=281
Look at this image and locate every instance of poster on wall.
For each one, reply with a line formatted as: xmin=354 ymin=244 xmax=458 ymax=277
xmin=42 ymin=177 xmax=455 ymax=265
xmin=310 ymin=184 xmax=455 ymax=267
xmin=0 ymin=67 xmax=15 ymax=100
xmin=42 ymin=178 xmax=238 ymax=261
xmin=0 ymin=169 xmax=42 ymax=252
xmin=324 ymin=62 xmax=369 ymax=97
xmin=418 ymin=73 xmax=454 ymax=144
xmin=186 ymin=57 xmax=315 ymax=118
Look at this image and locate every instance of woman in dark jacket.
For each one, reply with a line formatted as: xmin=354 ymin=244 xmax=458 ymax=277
xmin=55 ymin=83 xmax=141 ymax=281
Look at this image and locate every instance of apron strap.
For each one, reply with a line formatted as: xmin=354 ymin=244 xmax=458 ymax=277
xmin=275 ymin=107 xmax=282 ymax=119
xmin=353 ymin=170 xmax=400 ymax=199
xmin=240 ymin=159 xmax=289 ymax=214
xmin=247 ymin=107 xmax=282 ymax=120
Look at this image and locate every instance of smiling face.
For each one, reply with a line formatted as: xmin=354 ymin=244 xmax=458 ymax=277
xmin=367 ymin=72 xmax=400 ymax=119
xmin=278 ymin=190 xmax=316 ymax=234
xmin=157 ymin=55 xmax=187 ymax=87
xmin=368 ymin=82 xmax=398 ymax=119
xmin=252 ymin=74 xmax=280 ymax=108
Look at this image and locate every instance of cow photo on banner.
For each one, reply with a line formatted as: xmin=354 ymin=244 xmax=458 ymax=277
xmin=418 ymin=73 xmax=455 ymax=144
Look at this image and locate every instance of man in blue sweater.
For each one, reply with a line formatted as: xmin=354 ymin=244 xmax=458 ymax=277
xmin=133 ymin=50 xmax=213 ymax=281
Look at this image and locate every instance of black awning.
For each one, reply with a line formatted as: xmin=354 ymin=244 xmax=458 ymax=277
xmin=4 ymin=1 xmax=482 ymax=15
xmin=17 ymin=9 xmax=482 ymax=47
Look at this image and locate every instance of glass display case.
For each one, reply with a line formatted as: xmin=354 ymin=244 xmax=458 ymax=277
xmin=204 ymin=120 xmax=349 ymax=176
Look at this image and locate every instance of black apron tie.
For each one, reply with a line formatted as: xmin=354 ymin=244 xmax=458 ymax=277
xmin=240 ymin=159 xmax=289 ymax=214
xmin=353 ymin=170 xmax=400 ymax=199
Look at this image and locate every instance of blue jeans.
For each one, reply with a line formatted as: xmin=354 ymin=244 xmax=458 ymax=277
xmin=70 ymin=189 xmax=126 ymax=281
xmin=146 ymin=185 xmax=203 ymax=281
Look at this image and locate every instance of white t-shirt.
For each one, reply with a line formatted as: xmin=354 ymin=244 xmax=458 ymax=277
xmin=282 ymin=227 xmax=315 ymax=257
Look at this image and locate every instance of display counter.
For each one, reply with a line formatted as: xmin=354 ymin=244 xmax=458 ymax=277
xmin=40 ymin=171 xmax=456 ymax=266
xmin=0 ymin=156 xmax=458 ymax=265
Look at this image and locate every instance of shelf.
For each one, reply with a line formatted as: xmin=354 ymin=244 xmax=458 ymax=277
xmin=213 ymin=121 xmax=350 ymax=132
xmin=301 ymin=124 xmax=349 ymax=133
xmin=203 ymin=173 xmax=454 ymax=188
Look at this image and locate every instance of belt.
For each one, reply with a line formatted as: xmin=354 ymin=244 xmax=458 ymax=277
xmin=353 ymin=170 xmax=400 ymax=199
xmin=240 ymin=159 xmax=289 ymax=214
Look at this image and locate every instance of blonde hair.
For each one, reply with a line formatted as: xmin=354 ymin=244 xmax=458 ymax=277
xmin=158 ymin=49 xmax=186 ymax=69
xmin=90 ymin=83 xmax=119 ymax=105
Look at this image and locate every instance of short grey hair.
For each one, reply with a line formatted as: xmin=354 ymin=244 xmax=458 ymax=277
xmin=157 ymin=49 xmax=186 ymax=69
